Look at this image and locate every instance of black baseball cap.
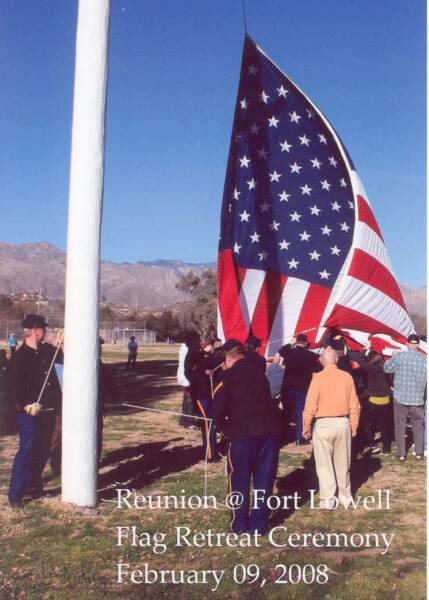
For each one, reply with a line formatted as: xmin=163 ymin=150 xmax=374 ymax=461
xmin=21 ymin=314 xmax=48 ymax=329
xmin=246 ymin=335 xmax=261 ymax=348
xmin=407 ymin=334 xmax=420 ymax=345
xmin=296 ymin=333 xmax=308 ymax=344
xmin=222 ymin=339 xmax=243 ymax=353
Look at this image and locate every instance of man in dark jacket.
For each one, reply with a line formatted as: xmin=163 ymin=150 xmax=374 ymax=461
xmin=7 ymin=314 xmax=63 ymax=508
xmin=245 ymin=336 xmax=266 ymax=372
xmin=278 ymin=334 xmax=322 ymax=445
xmin=214 ymin=341 xmax=282 ymax=535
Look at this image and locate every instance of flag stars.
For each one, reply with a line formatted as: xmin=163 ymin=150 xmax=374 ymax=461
xmin=320 ymin=179 xmax=331 ymax=191
xmin=278 ymin=190 xmax=290 ymax=202
xmin=250 ymin=122 xmax=260 ymax=135
xmin=320 ymin=225 xmax=332 ymax=236
xmin=318 ymin=133 xmax=327 ymax=144
xmin=239 ymin=210 xmax=250 ymax=222
xmin=289 ymin=162 xmax=302 ymax=174
xmin=268 ymin=115 xmax=280 ymax=128
xmin=280 ymin=140 xmax=293 ymax=152
xmin=233 ymin=242 xmax=242 ymax=254
xmin=330 ymin=245 xmax=341 ymax=256
xmin=310 ymin=158 xmax=322 ymax=169
xmin=329 ymin=156 xmax=338 ymax=168
xmin=290 ymin=211 xmax=302 ymax=222
xmin=300 ymin=184 xmax=312 ymax=196
xmin=319 ymin=270 xmax=330 ymax=280
xmin=239 ymin=155 xmax=251 ymax=168
xmin=269 ymin=170 xmax=281 ymax=182
xmin=250 ymin=232 xmax=261 ymax=243
xmin=279 ymin=239 xmax=291 ymax=250
xmin=269 ymin=220 xmax=281 ymax=231
xmin=288 ymin=258 xmax=299 ymax=269
xmin=340 ymin=177 xmax=347 ymax=188
xmin=277 ymin=85 xmax=289 ymax=97
xmin=306 ymin=109 xmax=314 ymax=118
xmin=331 ymin=201 xmax=341 ymax=212
xmin=240 ymin=98 xmax=249 ymax=109
xmin=299 ymin=134 xmax=311 ymax=146
xmin=348 ymin=200 xmax=355 ymax=209
xmin=309 ymin=250 xmax=321 ymax=261
xmin=258 ymin=250 xmax=269 ymax=261
xmin=309 ymin=205 xmax=321 ymax=216
xmin=259 ymin=90 xmax=270 ymax=104
xmin=247 ymin=178 xmax=257 ymax=190
xmin=259 ymin=201 xmax=271 ymax=212
xmin=340 ymin=222 xmax=350 ymax=232
xmin=299 ymin=231 xmax=311 ymax=242
xmin=289 ymin=111 xmax=301 ymax=124
xmin=248 ymin=64 xmax=258 ymax=75
xmin=232 ymin=188 xmax=241 ymax=200
xmin=258 ymin=148 xmax=269 ymax=159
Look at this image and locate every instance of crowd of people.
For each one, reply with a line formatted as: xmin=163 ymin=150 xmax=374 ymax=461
xmin=177 ymin=331 xmax=427 ymax=533
xmin=2 ymin=315 xmax=426 ymax=535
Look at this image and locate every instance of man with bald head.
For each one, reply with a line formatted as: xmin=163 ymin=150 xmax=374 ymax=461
xmin=303 ymin=347 xmax=361 ymax=509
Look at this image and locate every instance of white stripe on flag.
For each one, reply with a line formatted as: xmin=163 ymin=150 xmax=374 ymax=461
xmin=355 ymin=222 xmax=393 ymax=273
xmin=267 ymin=277 xmax=310 ymax=356
xmin=239 ymin=269 xmax=266 ymax=330
xmin=339 ymin=276 xmax=414 ymax=336
xmin=217 ymin=305 xmax=225 ymax=342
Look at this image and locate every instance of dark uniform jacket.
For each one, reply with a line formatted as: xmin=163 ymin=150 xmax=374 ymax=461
xmin=184 ymin=349 xmax=213 ymax=400
xmin=278 ymin=344 xmax=322 ymax=394
xmin=6 ymin=342 xmax=63 ymax=412
xmin=213 ymin=358 xmax=282 ymax=441
xmin=245 ymin=351 xmax=266 ymax=372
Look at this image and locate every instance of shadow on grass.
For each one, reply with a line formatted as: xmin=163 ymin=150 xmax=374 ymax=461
xmin=97 ymin=437 xmax=204 ymax=500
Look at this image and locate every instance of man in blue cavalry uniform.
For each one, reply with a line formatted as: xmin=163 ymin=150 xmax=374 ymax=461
xmin=7 ymin=314 xmax=63 ymax=508
xmin=185 ymin=339 xmax=220 ymax=462
xmin=213 ymin=340 xmax=282 ymax=535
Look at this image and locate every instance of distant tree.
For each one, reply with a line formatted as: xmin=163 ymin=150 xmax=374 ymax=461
xmin=175 ymin=270 xmax=217 ymax=338
xmin=146 ymin=310 xmax=181 ymax=340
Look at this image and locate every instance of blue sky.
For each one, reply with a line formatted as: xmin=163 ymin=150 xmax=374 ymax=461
xmin=0 ymin=0 xmax=426 ymax=286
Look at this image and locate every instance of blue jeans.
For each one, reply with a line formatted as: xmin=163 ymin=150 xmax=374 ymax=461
xmin=8 ymin=412 xmax=38 ymax=503
xmin=288 ymin=390 xmax=306 ymax=442
xmin=195 ymin=397 xmax=218 ymax=460
xmin=227 ymin=435 xmax=279 ymax=534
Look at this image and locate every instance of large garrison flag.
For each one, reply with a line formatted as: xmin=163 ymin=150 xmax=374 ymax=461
xmin=218 ymin=35 xmax=414 ymax=355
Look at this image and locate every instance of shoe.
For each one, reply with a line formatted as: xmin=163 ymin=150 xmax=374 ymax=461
xmin=371 ymin=446 xmax=381 ymax=455
xmin=296 ymin=439 xmax=310 ymax=446
xmin=381 ymin=450 xmax=391 ymax=455
xmin=415 ymin=454 xmax=424 ymax=461
xmin=397 ymin=455 xmax=406 ymax=462
xmin=9 ymin=500 xmax=24 ymax=509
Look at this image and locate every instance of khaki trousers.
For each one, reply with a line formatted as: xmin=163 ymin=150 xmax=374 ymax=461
xmin=313 ymin=417 xmax=352 ymax=508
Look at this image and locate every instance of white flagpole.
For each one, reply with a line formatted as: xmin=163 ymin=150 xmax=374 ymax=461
xmin=62 ymin=0 xmax=111 ymax=506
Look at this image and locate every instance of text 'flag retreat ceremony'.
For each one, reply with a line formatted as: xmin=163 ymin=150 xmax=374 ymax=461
xmin=218 ymin=35 xmax=415 ymax=357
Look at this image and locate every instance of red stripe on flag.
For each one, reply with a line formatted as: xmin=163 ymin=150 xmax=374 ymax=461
xmin=348 ymin=248 xmax=406 ymax=310
xmin=294 ymin=283 xmax=332 ymax=344
xmin=249 ymin=272 xmax=287 ymax=349
xmin=357 ymin=195 xmax=383 ymax=240
xmin=325 ymin=304 xmax=406 ymax=340
xmin=217 ymin=250 xmax=248 ymax=342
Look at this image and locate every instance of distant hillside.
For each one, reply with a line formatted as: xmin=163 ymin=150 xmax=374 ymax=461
xmin=0 ymin=241 xmax=425 ymax=314
xmin=0 ymin=242 xmax=214 ymax=309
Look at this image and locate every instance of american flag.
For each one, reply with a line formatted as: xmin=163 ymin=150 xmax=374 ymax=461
xmin=217 ymin=35 xmax=415 ymax=355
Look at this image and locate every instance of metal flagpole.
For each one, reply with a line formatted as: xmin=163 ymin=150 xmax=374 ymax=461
xmin=62 ymin=0 xmax=111 ymax=506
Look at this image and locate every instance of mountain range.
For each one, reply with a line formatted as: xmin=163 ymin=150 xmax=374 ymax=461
xmin=0 ymin=241 xmax=425 ymax=315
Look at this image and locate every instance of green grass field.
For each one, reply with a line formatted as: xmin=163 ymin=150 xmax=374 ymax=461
xmin=0 ymin=344 xmax=426 ymax=599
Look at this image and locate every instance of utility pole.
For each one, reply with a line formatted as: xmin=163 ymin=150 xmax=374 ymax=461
xmin=62 ymin=0 xmax=111 ymax=507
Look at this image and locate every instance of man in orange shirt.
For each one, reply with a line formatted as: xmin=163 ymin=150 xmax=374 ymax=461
xmin=303 ymin=348 xmax=361 ymax=509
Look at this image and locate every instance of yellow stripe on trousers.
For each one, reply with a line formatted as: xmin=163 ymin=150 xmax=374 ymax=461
xmin=196 ymin=400 xmax=212 ymax=460
xmin=227 ymin=445 xmax=235 ymax=529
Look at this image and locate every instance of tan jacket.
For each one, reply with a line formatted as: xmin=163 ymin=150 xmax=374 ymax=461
xmin=303 ymin=364 xmax=361 ymax=434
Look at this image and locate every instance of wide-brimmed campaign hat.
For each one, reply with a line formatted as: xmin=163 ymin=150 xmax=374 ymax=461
xmin=21 ymin=314 xmax=48 ymax=329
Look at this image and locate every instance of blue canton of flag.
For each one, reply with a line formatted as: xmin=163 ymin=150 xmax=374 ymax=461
xmin=220 ymin=35 xmax=355 ymax=289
